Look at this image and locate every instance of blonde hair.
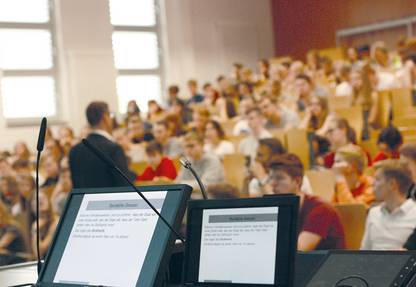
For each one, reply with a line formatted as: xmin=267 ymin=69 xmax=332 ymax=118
xmin=336 ymin=145 xmax=367 ymax=174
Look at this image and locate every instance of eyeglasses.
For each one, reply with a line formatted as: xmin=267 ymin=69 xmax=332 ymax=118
xmin=185 ymin=143 xmax=196 ymax=149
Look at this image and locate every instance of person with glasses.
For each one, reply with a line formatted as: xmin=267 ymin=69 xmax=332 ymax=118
xmin=176 ymin=131 xmax=225 ymax=192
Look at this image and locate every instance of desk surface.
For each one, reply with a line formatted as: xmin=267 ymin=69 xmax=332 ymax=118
xmin=0 ymin=261 xmax=38 ymax=286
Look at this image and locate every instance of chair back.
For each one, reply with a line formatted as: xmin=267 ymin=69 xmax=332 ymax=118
xmin=305 ymin=169 xmax=335 ymax=202
xmin=223 ymin=153 xmax=246 ymax=192
xmin=334 ymin=203 xmax=367 ymax=250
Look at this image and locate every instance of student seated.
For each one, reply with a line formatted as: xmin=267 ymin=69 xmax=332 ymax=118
xmin=332 ymin=145 xmax=374 ymax=208
xmin=31 ymin=191 xmax=59 ymax=259
xmin=399 ymin=143 xmax=416 ymax=200
xmin=203 ymin=120 xmax=235 ymax=160
xmin=373 ymin=126 xmax=402 ymax=164
xmin=136 ymin=141 xmax=177 ymax=182
xmin=176 ymin=132 xmax=225 ymax=189
xmin=0 ymin=200 xmax=26 ymax=257
xmin=361 ymin=159 xmax=416 ymax=250
xmin=268 ymin=153 xmax=345 ymax=251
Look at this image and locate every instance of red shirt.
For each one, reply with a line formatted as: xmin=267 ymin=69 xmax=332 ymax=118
xmin=372 ymin=150 xmax=400 ymax=164
xmin=298 ymin=194 xmax=346 ymax=250
xmin=136 ymin=157 xmax=177 ymax=181
xmin=324 ymin=147 xmax=372 ymax=168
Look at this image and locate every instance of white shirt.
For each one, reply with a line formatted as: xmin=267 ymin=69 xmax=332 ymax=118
xmin=361 ymin=199 xmax=416 ymax=250
xmin=204 ymin=140 xmax=235 ymax=159
xmin=238 ymin=130 xmax=272 ymax=161
xmin=335 ymin=81 xmax=353 ymax=97
xmin=90 ymin=129 xmax=114 ymax=141
xmin=233 ymin=119 xmax=250 ymax=136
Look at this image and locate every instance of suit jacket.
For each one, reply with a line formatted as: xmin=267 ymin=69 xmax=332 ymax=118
xmin=69 ymin=133 xmax=135 ymax=188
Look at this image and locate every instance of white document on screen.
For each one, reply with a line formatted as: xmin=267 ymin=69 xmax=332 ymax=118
xmin=198 ymin=206 xmax=279 ymax=284
xmin=53 ymin=191 xmax=167 ymax=287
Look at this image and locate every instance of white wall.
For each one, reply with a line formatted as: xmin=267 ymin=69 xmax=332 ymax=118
xmin=0 ymin=0 xmax=274 ymax=150
xmin=163 ymin=0 xmax=274 ymax=96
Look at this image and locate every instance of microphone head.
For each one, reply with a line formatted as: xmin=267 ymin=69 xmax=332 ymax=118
xmin=179 ymin=157 xmax=191 ymax=169
xmin=36 ymin=117 xmax=47 ymax=152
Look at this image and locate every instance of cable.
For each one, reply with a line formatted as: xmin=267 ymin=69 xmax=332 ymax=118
xmin=334 ymin=274 xmax=370 ymax=287
xmin=8 ymin=283 xmax=35 ymax=287
xmin=35 ymin=151 xmax=41 ymax=275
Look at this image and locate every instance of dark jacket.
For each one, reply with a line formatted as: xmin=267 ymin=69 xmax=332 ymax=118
xmin=69 ymin=133 xmax=135 ymax=188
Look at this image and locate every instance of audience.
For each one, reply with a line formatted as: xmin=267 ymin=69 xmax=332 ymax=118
xmin=187 ymin=79 xmax=204 ymax=105
xmin=361 ymin=159 xmax=416 ymax=250
xmin=0 ymin=200 xmax=26 ymax=256
xmin=333 ymin=145 xmax=375 ymax=207
xmin=176 ymin=132 xmax=225 ymax=189
xmin=136 ymin=141 xmax=177 ymax=182
xmin=268 ymin=153 xmax=346 ymax=251
xmin=153 ymin=121 xmax=183 ymax=158
xmin=204 ymin=120 xmax=235 ymax=159
xmin=2 ymin=39 xmax=416 ymax=265
xmin=238 ymin=107 xmax=272 ymax=161
xmin=259 ymin=96 xmax=300 ymax=130
xmin=31 ymin=191 xmax=58 ymax=258
xmin=373 ymin=126 xmax=402 ymax=164
xmin=399 ymin=143 xmax=416 ymax=199
xmin=247 ymin=138 xmax=286 ymax=197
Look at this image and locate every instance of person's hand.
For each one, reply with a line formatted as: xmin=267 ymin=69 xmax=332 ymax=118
xmin=250 ymin=161 xmax=268 ymax=181
xmin=304 ymin=106 xmax=313 ymax=119
xmin=332 ymin=161 xmax=349 ymax=179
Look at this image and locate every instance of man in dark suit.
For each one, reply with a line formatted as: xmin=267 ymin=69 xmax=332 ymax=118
xmin=69 ymin=101 xmax=135 ymax=188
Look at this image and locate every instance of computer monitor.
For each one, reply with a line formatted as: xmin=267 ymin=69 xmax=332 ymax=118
xmin=184 ymin=196 xmax=299 ymax=287
xmin=37 ymin=184 xmax=191 ymax=287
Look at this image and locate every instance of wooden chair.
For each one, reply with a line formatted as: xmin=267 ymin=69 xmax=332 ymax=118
xmin=336 ymin=106 xmax=363 ymax=143
xmin=222 ymin=119 xmax=237 ymax=137
xmin=334 ymin=203 xmax=367 ymax=250
xmin=223 ymin=153 xmax=246 ymax=192
xmin=328 ymin=96 xmax=351 ymax=111
xmin=286 ymin=128 xmax=310 ymax=169
xmin=271 ymin=129 xmax=287 ymax=147
xmin=390 ymin=88 xmax=415 ymax=119
xmin=172 ymin=158 xmax=182 ymax=172
xmin=130 ymin=161 xmax=148 ymax=175
xmin=376 ymin=90 xmax=391 ymax=128
xmin=228 ymin=135 xmax=245 ymax=151
xmin=318 ymin=47 xmax=345 ymax=61
xmin=305 ymin=169 xmax=335 ymax=202
xmin=359 ymin=139 xmax=378 ymax=159
xmin=393 ymin=116 xmax=416 ymax=127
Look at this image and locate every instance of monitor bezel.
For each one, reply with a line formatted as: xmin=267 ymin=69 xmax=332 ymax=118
xmin=37 ymin=184 xmax=192 ymax=287
xmin=184 ymin=195 xmax=299 ymax=287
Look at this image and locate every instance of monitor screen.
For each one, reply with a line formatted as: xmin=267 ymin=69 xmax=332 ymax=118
xmin=38 ymin=185 xmax=191 ymax=287
xmin=185 ymin=196 xmax=299 ymax=287
xmin=198 ymin=206 xmax=279 ymax=284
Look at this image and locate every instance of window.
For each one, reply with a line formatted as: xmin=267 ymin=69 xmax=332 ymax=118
xmin=0 ymin=0 xmax=59 ymax=123
xmin=109 ymin=0 xmax=163 ymax=114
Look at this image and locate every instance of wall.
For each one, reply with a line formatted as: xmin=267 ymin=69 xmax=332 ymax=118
xmin=163 ymin=0 xmax=274 ymax=95
xmin=271 ymin=0 xmax=416 ymax=59
xmin=0 ymin=0 xmax=274 ymax=150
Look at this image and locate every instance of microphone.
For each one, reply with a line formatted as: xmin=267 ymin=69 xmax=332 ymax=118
xmin=35 ymin=117 xmax=47 ymax=275
xmin=81 ymin=139 xmax=185 ymax=244
xmin=36 ymin=117 xmax=47 ymax=152
xmin=179 ymin=157 xmax=208 ymax=199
